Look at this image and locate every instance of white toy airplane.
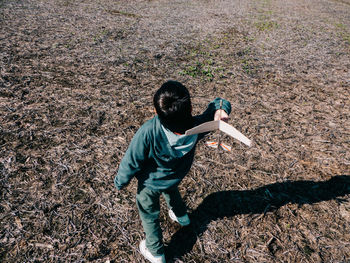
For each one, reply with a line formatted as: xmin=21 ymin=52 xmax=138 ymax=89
xmin=185 ymin=119 xmax=252 ymax=148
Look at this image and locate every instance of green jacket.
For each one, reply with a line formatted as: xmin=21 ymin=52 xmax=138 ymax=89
xmin=114 ymin=98 xmax=231 ymax=190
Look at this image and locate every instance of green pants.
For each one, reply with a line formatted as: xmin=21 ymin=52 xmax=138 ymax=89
xmin=136 ymin=183 xmax=187 ymax=256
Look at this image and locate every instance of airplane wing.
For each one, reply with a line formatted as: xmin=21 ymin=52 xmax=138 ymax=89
xmin=185 ymin=120 xmax=252 ymax=147
xmin=185 ymin=120 xmax=220 ymax=135
xmin=218 ymin=121 xmax=252 ymax=147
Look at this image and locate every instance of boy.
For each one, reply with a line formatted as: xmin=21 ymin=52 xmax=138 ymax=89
xmin=114 ymin=80 xmax=231 ymax=263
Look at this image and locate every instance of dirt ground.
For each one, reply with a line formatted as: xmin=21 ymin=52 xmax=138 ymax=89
xmin=1 ymin=0 xmax=350 ymax=262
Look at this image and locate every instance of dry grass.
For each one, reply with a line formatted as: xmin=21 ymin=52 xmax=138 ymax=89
xmin=0 ymin=0 xmax=349 ymax=262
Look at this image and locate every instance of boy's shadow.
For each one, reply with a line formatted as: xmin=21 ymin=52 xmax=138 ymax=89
xmin=166 ymin=175 xmax=350 ymax=260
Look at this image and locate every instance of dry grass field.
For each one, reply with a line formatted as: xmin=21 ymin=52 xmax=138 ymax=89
xmin=1 ymin=0 xmax=350 ymax=262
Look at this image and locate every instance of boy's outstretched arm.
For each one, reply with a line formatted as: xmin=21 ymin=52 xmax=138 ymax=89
xmin=191 ymin=98 xmax=231 ymax=140
xmin=195 ymin=97 xmax=232 ymax=124
xmin=114 ymin=126 xmax=150 ymax=190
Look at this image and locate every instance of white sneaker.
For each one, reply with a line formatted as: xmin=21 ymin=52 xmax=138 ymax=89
xmin=139 ymin=240 xmax=166 ymax=263
xmin=168 ymin=209 xmax=190 ymax=226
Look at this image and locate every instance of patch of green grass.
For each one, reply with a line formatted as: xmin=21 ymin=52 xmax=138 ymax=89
xmin=59 ymin=0 xmax=73 ymax=7
xmin=334 ymin=23 xmax=350 ymax=46
xmin=179 ymin=61 xmax=219 ymax=81
xmin=335 ymin=23 xmax=346 ymax=30
xmin=342 ymin=33 xmax=350 ymax=45
xmin=92 ymin=28 xmax=110 ymax=44
xmin=244 ymin=35 xmax=255 ymax=42
xmin=106 ymin=9 xmax=139 ymax=18
xmin=338 ymin=29 xmax=350 ymax=44
xmin=201 ymin=67 xmax=214 ymax=80
xmin=180 ymin=64 xmax=199 ymax=78
xmin=179 ymin=28 xmax=259 ymax=80
xmin=236 ymin=47 xmax=258 ymax=76
xmin=179 ymin=43 xmax=223 ymax=81
xmin=241 ymin=58 xmax=251 ymax=73
xmin=255 ymin=20 xmax=279 ymax=31
xmin=252 ymin=5 xmax=278 ymax=32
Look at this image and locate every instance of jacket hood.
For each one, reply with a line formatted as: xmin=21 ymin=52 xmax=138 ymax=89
xmin=153 ymin=116 xmax=198 ymax=159
xmin=161 ymin=124 xmax=198 ymax=157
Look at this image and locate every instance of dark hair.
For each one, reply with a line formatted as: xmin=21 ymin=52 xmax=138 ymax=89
xmin=153 ymin=80 xmax=193 ymax=134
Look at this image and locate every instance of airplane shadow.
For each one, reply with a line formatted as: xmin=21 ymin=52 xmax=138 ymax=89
xmin=165 ymin=175 xmax=350 ymax=261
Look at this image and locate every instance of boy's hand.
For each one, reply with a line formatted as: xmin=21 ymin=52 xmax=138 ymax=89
xmin=214 ymin=109 xmax=229 ymax=122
